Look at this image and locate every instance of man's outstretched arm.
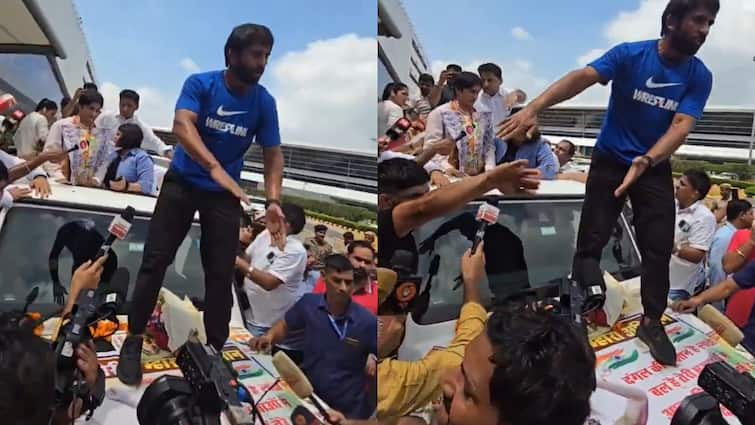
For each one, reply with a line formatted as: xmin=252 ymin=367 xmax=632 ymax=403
xmin=392 ymin=160 xmax=539 ymax=238
xmin=497 ymin=67 xmax=601 ymax=140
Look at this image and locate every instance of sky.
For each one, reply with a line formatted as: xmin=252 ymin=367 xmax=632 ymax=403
xmin=404 ymin=0 xmax=755 ymax=108
xmin=75 ymin=0 xmax=376 ymax=153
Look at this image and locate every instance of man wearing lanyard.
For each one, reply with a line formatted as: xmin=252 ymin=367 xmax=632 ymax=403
xmin=249 ymin=254 xmax=378 ymax=420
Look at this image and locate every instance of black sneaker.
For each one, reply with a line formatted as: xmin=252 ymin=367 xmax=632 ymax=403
xmin=637 ymin=317 xmax=677 ymax=366
xmin=117 ymin=334 xmax=144 ymax=386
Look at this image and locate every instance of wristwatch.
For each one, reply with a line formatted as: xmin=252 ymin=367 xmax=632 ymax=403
xmin=265 ymin=199 xmax=281 ymax=209
xmin=640 ymin=154 xmax=655 ymax=167
xmin=247 ymin=265 xmax=255 ymax=277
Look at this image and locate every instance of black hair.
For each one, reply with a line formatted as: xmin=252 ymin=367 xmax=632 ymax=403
xmin=559 ymin=139 xmax=576 ymax=156
xmin=314 ymin=224 xmax=328 ymax=233
xmin=323 ymin=254 xmax=354 ymax=274
xmin=446 ymin=64 xmax=462 ymax=72
xmin=60 ymin=96 xmax=71 ymax=109
xmin=347 ymin=240 xmax=375 ymax=256
xmin=117 ymin=123 xmax=144 ymax=150
xmin=0 ymin=162 xmax=7 ymax=183
xmin=660 ymin=0 xmax=719 ymax=36
xmin=418 ymin=73 xmax=435 ymax=85
xmin=119 ymin=89 xmax=140 ymax=105
xmin=78 ymin=89 xmax=104 ymax=107
xmin=381 ymin=82 xmax=408 ymax=101
xmin=83 ymin=82 xmax=98 ymax=91
xmin=0 ymin=318 xmax=56 ymax=425
xmin=453 ymin=71 xmax=483 ymax=95
xmin=477 ymin=63 xmax=502 ymax=80
xmin=486 ymin=305 xmax=596 ymax=425
xmin=683 ymin=169 xmax=712 ymax=200
xmin=224 ymin=23 xmax=274 ymax=66
xmin=281 ymin=203 xmax=306 ymax=235
xmin=378 ymin=158 xmax=430 ymax=195
xmin=343 ymin=231 xmax=354 ymax=240
xmin=726 ymin=199 xmax=752 ymax=222
xmin=35 ymin=98 xmax=58 ymax=112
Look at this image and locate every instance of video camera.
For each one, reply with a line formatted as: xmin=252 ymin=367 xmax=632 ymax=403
xmin=137 ymin=333 xmax=263 ymax=425
xmin=671 ymin=361 xmax=755 ymax=425
xmin=52 ymin=276 xmax=125 ymax=417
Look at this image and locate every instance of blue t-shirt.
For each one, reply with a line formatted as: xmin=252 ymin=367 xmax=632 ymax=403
xmin=173 ymin=70 xmax=280 ymax=191
xmin=732 ymin=260 xmax=755 ymax=354
xmin=588 ymin=39 xmax=712 ymax=165
xmin=284 ymin=293 xmax=377 ymax=419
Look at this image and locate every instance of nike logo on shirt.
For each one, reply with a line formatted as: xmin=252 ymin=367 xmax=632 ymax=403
xmin=216 ymin=105 xmax=246 ymax=116
xmin=645 ymin=77 xmax=682 ymax=89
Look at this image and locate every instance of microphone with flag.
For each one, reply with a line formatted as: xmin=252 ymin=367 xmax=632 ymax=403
xmin=96 ymin=206 xmax=135 ymax=259
xmin=471 ymin=199 xmax=500 ymax=255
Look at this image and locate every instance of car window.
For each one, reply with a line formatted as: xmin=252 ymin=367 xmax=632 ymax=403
xmin=0 ymin=204 xmax=205 ymax=315
xmin=410 ymin=199 xmax=640 ymax=324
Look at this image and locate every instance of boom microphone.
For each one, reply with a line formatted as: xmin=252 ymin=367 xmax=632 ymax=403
xmin=96 ymin=206 xmax=135 ymax=259
xmin=272 ymin=351 xmax=334 ymax=424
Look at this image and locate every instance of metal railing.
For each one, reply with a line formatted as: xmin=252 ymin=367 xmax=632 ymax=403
xmin=538 ymin=107 xmax=755 ymax=163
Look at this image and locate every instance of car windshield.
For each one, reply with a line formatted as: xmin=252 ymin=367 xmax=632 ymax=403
xmin=410 ymin=198 xmax=640 ymax=324
xmin=0 ymin=204 xmax=205 ymax=315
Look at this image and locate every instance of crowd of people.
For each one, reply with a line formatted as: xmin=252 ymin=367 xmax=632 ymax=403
xmin=378 ymin=62 xmax=585 ymax=189
xmin=373 ymin=1 xmax=755 ymax=425
xmin=0 ymin=83 xmax=174 ymax=210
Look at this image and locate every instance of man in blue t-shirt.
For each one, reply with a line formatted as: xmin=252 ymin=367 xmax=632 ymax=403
xmin=672 ymin=259 xmax=755 ymax=355
xmin=117 ymin=23 xmax=286 ymax=386
xmin=498 ymin=0 xmax=719 ymax=366
xmin=249 ymin=254 xmax=378 ymax=420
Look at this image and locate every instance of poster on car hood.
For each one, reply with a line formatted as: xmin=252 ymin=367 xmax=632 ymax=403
xmin=587 ymin=313 xmax=754 ymax=425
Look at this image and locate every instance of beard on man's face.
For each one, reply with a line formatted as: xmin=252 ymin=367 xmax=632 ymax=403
xmin=669 ymin=29 xmax=704 ymax=56
xmin=231 ymin=64 xmax=263 ymax=85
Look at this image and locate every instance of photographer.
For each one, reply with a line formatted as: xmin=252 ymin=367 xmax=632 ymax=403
xmin=671 ymin=259 xmax=755 ymax=354
xmin=0 ymin=257 xmax=107 ymax=425
xmin=377 ymin=243 xmax=487 ymax=422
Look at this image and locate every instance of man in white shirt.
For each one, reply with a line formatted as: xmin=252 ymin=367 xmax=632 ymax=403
xmin=95 ymin=89 xmax=173 ymax=158
xmin=669 ymin=170 xmax=717 ymax=301
xmin=234 ymin=202 xmax=308 ymax=362
xmin=475 ymin=63 xmax=527 ymax=128
xmin=13 ymin=98 xmax=58 ymax=159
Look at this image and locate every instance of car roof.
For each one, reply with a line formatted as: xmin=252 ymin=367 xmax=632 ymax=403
xmin=15 ymin=181 xmax=265 ymax=218
xmin=447 ymin=178 xmax=587 ymax=200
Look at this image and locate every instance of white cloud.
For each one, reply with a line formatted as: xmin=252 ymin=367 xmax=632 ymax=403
xmin=576 ymin=48 xmax=605 ymax=67
xmin=179 ymin=57 xmax=200 ymax=74
xmin=514 ymin=59 xmax=532 ymax=71
xmin=100 ymin=81 xmax=175 ymax=129
xmin=430 ymin=58 xmax=549 ymax=100
xmin=511 ymin=26 xmax=532 ymax=41
xmin=571 ymin=0 xmax=755 ymax=107
xmin=268 ymin=33 xmax=376 ymax=153
xmin=100 ymin=34 xmax=376 ymax=152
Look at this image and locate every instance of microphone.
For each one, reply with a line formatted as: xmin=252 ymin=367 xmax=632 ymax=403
xmin=272 ymin=351 xmax=334 ymax=424
xmin=0 ymin=93 xmax=15 ymax=114
xmin=471 ymin=199 xmax=500 ymax=255
xmin=697 ymin=304 xmax=745 ymax=347
xmin=386 ymin=117 xmax=411 ymax=141
xmin=96 ymin=206 xmax=135 ymax=259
